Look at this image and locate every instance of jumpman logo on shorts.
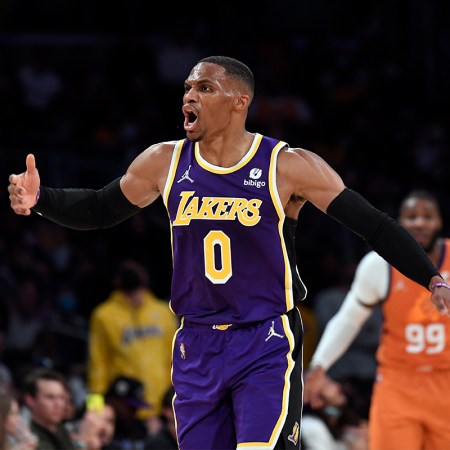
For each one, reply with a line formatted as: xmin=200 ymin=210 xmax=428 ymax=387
xmin=177 ymin=165 xmax=194 ymax=183
xmin=265 ymin=321 xmax=284 ymax=341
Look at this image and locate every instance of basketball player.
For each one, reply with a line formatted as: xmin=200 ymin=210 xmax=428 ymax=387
xmin=305 ymin=189 xmax=450 ymax=450
xmin=8 ymin=56 xmax=450 ymax=450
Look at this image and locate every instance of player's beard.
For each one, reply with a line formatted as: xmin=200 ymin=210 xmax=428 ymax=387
xmin=186 ymin=132 xmax=204 ymax=143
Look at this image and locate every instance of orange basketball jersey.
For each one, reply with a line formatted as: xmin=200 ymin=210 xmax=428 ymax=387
xmin=377 ymin=239 xmax=450 ymax=371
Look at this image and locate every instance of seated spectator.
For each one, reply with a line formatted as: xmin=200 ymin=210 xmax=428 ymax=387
xmin=102 ymin=375 xmax=150 ymax=449
xmin=144 ymin=386 xmax=177 ymax=450
xmin=22 ymin=368 xmax=101 ymax=449
xmin=96 ymin=404 xmax=116 ymax=449
xmin=0 ymin=391 xmax=37 ymax=450
xmin=301 ymin=377 xmax=368 ymax=450
xmin=69 ymin=407 xmax=115 ymax=450
xmin=65 ymin=394 xmax=116 ymax=450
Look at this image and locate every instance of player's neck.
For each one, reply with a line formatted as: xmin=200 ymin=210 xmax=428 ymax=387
xmin=197 ymin=131 xmax=255 ymax=168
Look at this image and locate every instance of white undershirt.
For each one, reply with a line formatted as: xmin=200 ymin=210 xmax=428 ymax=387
xmin=310 ymin=251 xmax=389 ymax=371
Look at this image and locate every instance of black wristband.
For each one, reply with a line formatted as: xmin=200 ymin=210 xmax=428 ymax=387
xmin=32 ymin=178 xmax=141 ymax=230
xmin=327 ymin=188 xmax=440 ymax=289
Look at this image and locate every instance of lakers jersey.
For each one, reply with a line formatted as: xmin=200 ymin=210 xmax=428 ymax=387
xmin=377 ymin=239 xmax=450 ymax=370
xmin=163 ymin=133 xmax=305 ymax=325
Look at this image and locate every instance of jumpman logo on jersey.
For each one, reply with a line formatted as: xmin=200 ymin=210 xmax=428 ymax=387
xmin=265 ymin=321 xmax=284 ymax=341
xmin=177 ymin=165 xmax=194 ymax=183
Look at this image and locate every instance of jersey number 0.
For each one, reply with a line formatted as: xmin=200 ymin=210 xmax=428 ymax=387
xmin=204 ymin=230 xmax=232 ymax=284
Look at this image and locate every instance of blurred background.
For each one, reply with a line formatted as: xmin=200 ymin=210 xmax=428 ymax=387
xmin=0 ymin=0 xmax=449 ymax=386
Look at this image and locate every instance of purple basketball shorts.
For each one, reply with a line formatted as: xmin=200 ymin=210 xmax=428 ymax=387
xmin=172 ymin=307 xmax=304 ymax=450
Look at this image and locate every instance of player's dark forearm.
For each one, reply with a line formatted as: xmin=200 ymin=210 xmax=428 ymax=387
xmin=327 ymin=188 xmax=440 ymax=289
xmin=31 ymin=178 xmax=141 ymax=230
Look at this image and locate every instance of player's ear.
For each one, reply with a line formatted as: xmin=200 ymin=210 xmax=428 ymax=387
xmin=235 ymin=94 xmax=251 ymax=110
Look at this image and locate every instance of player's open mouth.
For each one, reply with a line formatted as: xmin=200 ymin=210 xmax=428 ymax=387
xmin=183 ymin=104 xmax=198 ymax=131
xmin=184 ymin=111 xmax=198 ymax=131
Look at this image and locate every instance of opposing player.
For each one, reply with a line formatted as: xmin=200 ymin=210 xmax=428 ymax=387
xmin=305 ymin=189 xmax=450 ymax=450
xmin=8 ymin=56 xmax=450 ymax=450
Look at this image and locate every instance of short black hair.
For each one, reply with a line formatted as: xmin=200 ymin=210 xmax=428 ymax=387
xmin=399 ymin=189 xmax=441 ymax=216
xmin=198 ymin=55 xmax=255 ymax=97
xmin=403 ymin=189 xmax=438 ymax=204
xmin=23 ymin=368 xmax=67 ymax=397
xmin=114 ymin=259 xmax=149 ymax=292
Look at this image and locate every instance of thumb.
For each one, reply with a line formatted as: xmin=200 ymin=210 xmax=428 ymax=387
xmin=26 ymin=154 xmax=37 ymax=175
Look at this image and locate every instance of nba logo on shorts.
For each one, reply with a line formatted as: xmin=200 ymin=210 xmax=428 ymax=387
xmin=180 ymin=342 xmax=186 ymax=359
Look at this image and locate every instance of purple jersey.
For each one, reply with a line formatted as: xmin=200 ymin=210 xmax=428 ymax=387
xmin=163 ymin=133 xmax=305 ymax=325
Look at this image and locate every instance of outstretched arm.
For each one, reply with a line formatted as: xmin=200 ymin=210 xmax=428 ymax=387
xmin=326 ymin=188 xmax=450 ymax=314
xmin=277 ymin=147 xmax=450 ymax=316
xmin=8 ymin=153 xmax=141 ymax=229
xmin=7 ymin=143 xmax=173 ymax=230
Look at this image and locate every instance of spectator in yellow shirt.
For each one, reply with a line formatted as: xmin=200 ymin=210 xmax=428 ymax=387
xmin=87 ymin=259 xmax=178 ymax=432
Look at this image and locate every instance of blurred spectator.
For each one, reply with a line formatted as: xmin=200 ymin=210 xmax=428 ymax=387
xmin=301 ymin=377 xmax=368 ymax=450
xmin=87 ymin=259 xmax=178 ymax=431
xmin=102 ymin=375 xmax=149 ymax=449
xmin=0 ymin=332 xmax=14 ymax=395
xmin=17 ymin=62 xmax=61 ymax=113
xmin=66 ymin=406 xmax=116 ymax=450
xmin=412 ymin=122 xmax=447 ymax=183
xmin=17 ymin=50 xmax=62 ymax=112
xmin=144 ymin=386 xmax=177 ymax=450
xmin=22 ymin=368 xmax=100 ymax=450
xmin=64 ymin=388 xmax=116 ymax=450
xmin=35 ymin=284 xmax=88 ymax=374
xmin=96 ymin=404 xmax=116 ymax=449
xmin=4 ymin=276 xmax=50 ymax=385
xmin=5 ymin=277 xmax=47 ymax=353
xmin=0 ymin=391 xmax=37 ymax=450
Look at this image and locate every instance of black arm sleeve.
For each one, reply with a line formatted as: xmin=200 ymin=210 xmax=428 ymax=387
xmin=31 ymin=177 xmax=142 ymax=230
xmin=326 ymin=188 xmax=439 ymax=289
